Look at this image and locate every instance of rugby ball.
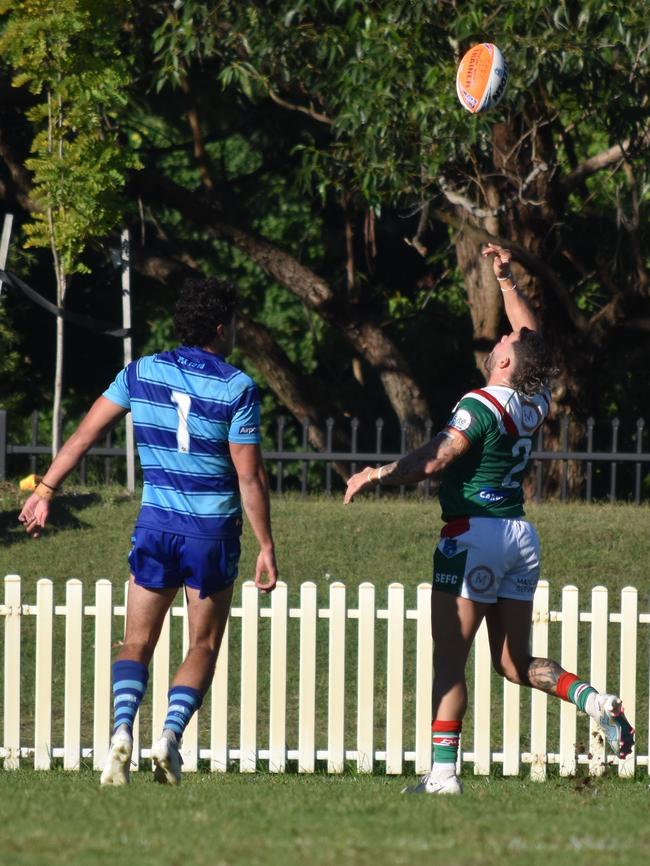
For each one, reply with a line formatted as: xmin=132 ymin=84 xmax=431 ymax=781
xmin=456 ymin=43 xmax=508 ymax=114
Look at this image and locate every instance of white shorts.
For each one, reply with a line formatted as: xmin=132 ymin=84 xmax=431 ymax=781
xmin=432 ymin=516 xmax=540 ymax=603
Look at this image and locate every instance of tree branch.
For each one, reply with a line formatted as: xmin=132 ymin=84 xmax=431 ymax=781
xmin=561 ymin=130 xmax=650 ymax=192
xmin=267 ymin=87 xmax=334 ymax=126
xmin=431 ymin=207 xmax=590 ymax=333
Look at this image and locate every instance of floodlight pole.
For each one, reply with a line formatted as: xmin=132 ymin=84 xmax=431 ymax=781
xmin=121 ymin=228 xmax=136 ymax=493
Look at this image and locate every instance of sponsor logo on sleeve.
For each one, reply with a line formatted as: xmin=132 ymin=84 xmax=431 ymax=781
xmin=239 ymin=425 xmax=258 ymax=435
xmin=475 ymin=488 xmax=510 ymax=504
xmin=448 ymin=408 xmax=472 ymax=432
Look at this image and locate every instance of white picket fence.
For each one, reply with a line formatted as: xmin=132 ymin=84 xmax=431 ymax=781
xmin=1 ymin=574 xmax=648 ymax=778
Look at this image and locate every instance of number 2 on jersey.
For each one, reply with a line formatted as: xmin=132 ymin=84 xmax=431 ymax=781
xmin=170 ymin=390 xmax=191 ymax=453
xmin=502 ymin=437 xmax=532 ymax=489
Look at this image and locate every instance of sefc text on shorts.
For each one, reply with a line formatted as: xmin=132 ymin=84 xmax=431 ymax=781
xmin=128 ymin=527 xmax=241 ymax=599
xmin=432 ymin=516 xmax=540 ymax=603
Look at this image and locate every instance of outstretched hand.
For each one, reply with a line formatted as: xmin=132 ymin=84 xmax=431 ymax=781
xmin=482 ymin=243 xmax=512 ymax=280
xmin=343 ymin=467 xmax=375 ymax=505
xmin=18 ymin=493 xmax=50 ymax=538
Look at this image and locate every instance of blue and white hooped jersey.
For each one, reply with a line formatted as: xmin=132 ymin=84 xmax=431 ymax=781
xmin=103 ymin=346 xmax=261 ymax=539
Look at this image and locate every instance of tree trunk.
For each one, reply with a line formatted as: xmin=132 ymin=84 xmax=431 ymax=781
xmin=51 ymin=269 xmax=66 ymax=456
xmin=132 ymin=170 xmax=432 ymax=445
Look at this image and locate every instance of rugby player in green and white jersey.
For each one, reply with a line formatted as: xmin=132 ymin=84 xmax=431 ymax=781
xmin=345 ymin=243 xmax=634 ymax=795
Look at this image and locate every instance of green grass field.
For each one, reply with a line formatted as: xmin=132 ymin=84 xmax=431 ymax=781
xmin=1 ymin=770 xmax=649 ymax=866
xmin=1 ymin=487 xmax=649 ymax=865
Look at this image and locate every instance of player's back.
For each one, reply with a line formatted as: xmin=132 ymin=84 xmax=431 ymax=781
xmin=439 ymin=385 xmax=550 ymax=521
xmin=105 ymin=346 xmax=260 ymax=538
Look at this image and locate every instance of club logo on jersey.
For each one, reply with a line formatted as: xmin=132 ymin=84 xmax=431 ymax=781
xmin=448 ymin=408 xmax=472 ymax=432
xmin=238 ymin=425 xmax=258 ymax=435
xmin=521 ymin=402 xmax=540 ymax=432
xmin=467 ymin=565 xmax=495 ymax=594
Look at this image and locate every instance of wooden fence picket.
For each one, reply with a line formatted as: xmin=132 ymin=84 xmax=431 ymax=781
xmin=34 ymin=578 xmax=53 ymax=770
xmin=298 ymin=581 xmax=317 ymax=773
xmin=210 ymin=615 xmax=229 ymax=772
xmin=151 ymin=609 xmax=171 ymax=753
xmin=589 ymin=586 xmax=608 ymax=776
xmin=3 ymin=574 xmax=20 ymax=770
xmin=240 ymin=581 xmax=259 ymax=772
xmin=92 ymin=579 xmax=112 ymax=771
xmin=619 ymin=587 xmax=637 ymax=778
xmin=414 ymin=583 xmax=433 ymax=775
xmin=385 ymin=582 xmax=404 ymax=775
xmin=63 ymin=579 xmax=82 ymax=770
xmin=559 ymin=585 xmax=579 ymax=776
xmin=327 ymin=582 xmax=346 ymax=773
xmin=268 ymin=580 xmax=288 ymax=773
xmin=473 ymin=619 xmax=491 ymax=775
xmin=356 ymin=582 xmax=375 ymax=773
xmin=181 ymin=591 xmax=199 ymax=772
xmin=122 ymin=580 xmax=139 ymax=770
xmin=530 ymin=581 xmax=549 ymax=781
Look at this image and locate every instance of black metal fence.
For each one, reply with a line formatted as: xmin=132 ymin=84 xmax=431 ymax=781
xmin=1 ymin=409 xmax=649 ymax=503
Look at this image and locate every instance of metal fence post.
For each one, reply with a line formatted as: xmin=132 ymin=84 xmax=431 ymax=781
xmin=634 ymin=418 xmax=644 ymax=505
xmin=0 ymin=409 xmax=6 ymax=481
xmin=610 ymin=417 xmax=620 ymax=503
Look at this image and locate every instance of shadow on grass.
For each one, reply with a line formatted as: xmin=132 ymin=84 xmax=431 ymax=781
xmin=0 ymin=492 xmax=101 ymax=546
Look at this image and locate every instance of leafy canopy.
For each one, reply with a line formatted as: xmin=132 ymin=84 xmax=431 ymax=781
xmin=0 ymin=0 xmax=139 ymax=275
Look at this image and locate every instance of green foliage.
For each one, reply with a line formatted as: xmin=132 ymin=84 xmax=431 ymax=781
xmin=214 ymin=0 xmax=649 ymax=208
xmin=0 ymin=0 xmax=139 ymax=275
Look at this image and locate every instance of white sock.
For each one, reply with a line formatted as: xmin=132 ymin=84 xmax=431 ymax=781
xmin=584 ymin=691 xmax=599 ymax=720
xmin=162 ymin=728 xmax=178 ymax=744
xmin=431 ymin=762 xmax=457 ymax=781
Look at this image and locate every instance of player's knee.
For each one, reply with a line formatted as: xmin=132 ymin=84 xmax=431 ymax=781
xmin=120 ymin=638 xmax=158 ymax=665
xmin=492 ymin=657 xmax=528 ymax=685
xmin=187 ymin=640 xmax=219 ymax=666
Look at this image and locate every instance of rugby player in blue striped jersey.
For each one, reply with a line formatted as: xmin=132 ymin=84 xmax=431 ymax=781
xmin=19 ymin=277 xmax=278 ymax=786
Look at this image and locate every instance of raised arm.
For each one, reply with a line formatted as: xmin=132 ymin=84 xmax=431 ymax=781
xmin=482 ymin=243 xmax=540 ymax=333
xmin=343 ymin=428 xmax=470 ymax=504
xmin=229 ymin=442 xmax=278 ymax=593
xmin=18 ymin=396 xmax=128 ymax=537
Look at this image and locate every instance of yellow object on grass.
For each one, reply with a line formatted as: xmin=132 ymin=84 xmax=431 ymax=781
xmin=19 ymin=473 xmax=42 ymax=491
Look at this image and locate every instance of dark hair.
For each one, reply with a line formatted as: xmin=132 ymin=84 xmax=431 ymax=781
xmin=174 ymin=277 xmax=238 ymax=346
xmin=510 ymin=328 xmax=558 ymax=396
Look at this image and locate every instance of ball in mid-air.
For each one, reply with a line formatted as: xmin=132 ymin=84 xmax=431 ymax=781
xmin=456 ymin=43 xmax=508 ymax=114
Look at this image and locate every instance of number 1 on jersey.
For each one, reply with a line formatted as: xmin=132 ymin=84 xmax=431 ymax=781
xmin=170 ymin=390 xmax=191 ymax=453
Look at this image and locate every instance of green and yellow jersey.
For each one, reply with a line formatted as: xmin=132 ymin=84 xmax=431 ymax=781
xmin=438 ymin=385 xmax=550 ymax=521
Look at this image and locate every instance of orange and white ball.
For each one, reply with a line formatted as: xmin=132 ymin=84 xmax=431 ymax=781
xmin=456 ymin=43 xmax=508 ymax=114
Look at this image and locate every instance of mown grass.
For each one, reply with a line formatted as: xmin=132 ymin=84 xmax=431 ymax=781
xmin=1 ymin=486 xmax=649 ymax=769
xmin=1 ymin=769 xmax=649 ymax=866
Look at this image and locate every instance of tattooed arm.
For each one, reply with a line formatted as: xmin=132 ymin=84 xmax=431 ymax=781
xmin=343 ymin=428 xmax=470 ymax=504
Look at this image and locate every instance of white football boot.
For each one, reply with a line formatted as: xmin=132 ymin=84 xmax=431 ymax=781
xmin=401 ymin=772 xmax=463 ymax=795
xmin=100 ymin=729 xmax=133 ymax=786
xmin=151 ymin=734 xmax=183 ymax=785
xmin=590 ymin=694 xmax=635 ymax=759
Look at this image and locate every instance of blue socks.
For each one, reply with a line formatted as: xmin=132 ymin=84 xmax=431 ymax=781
xmin=111 ymin=661 xmax=201 ymax=743
xmin=111 ymin=659 xmax=149 ymax=734
xmin=163 ymin=686 xmax=202 ymax=740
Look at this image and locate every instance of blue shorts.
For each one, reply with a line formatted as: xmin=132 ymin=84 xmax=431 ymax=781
xmin=128 ymin=528 xmax=241 ymax=599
